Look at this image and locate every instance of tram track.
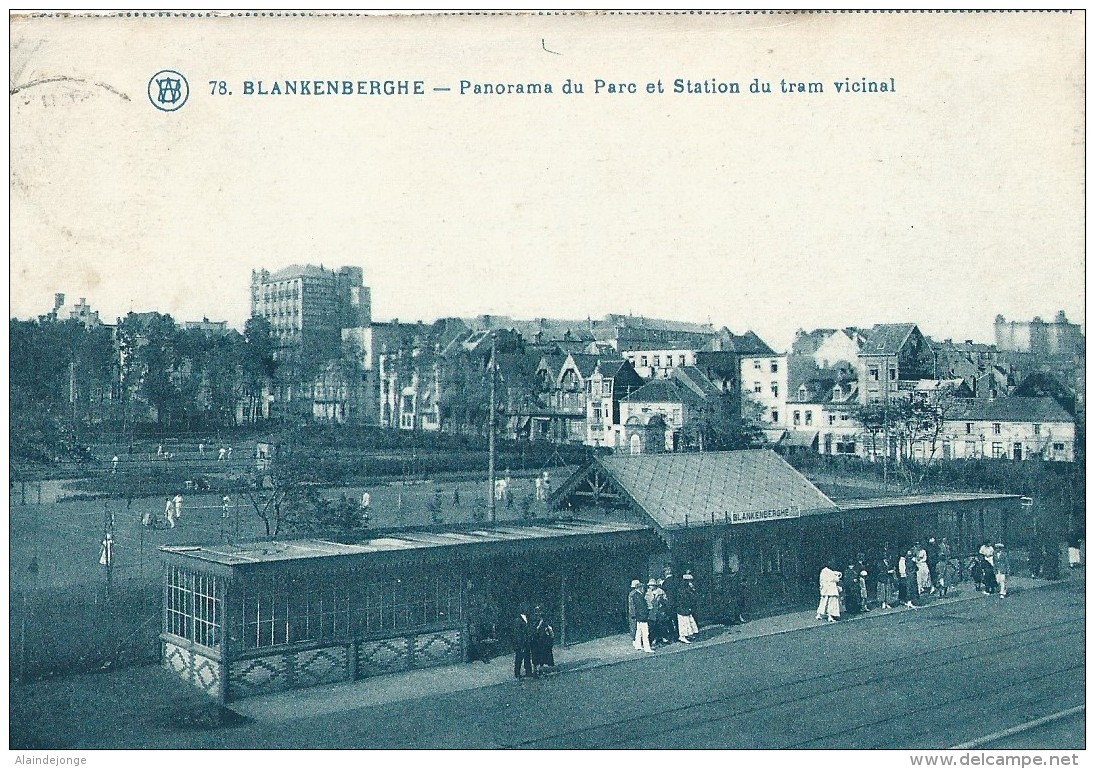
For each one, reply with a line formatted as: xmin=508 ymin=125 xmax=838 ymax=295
xmin=507 ymin=613 xmax=1085 ymax=749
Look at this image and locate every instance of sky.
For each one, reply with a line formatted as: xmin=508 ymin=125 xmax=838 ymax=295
xmin=9 ymin=12 xmax=1085 ymax=352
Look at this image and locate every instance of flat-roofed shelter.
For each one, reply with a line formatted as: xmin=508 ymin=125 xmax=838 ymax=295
xmin=550 ymin=450 xmax=1022 ymax=622
xmin=159 ymin=520 xmax=656 ymax=702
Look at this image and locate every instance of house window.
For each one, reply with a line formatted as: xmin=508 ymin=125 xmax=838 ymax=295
xmin=679 ymin=355 xmax=686 ymax=366
xmin=828 ymin=414 xmax=836 ymax=426
xmin=992 ymin=423 xmax=1001 ymax=435
xmin=966 ymin=422 xmax=973 ymax=434
xmin=653 ymin=355 xmax=661 ymax=367
xmin=1033 ymin=423 xmax=1041 ymax=436
xmin=641 ymin=356 xmax=648 ymax=367
xmin=592 ymin=407 xmax=602 ymax=420
xmin=991 ymin=442 xmax=1004 ymax=459
xmin=771 ymin=361 xmax=779 ymax=373
xmin=1053 ymin=442 xmax=1065 ymax=452
xmin=753 ymin=360 xmax=761 ymax=370
xmin=602 ymin=381 xmax=611 ymax=395
xmin=965 ymin=440 xmax=977 ymax=457
xmin=840 ymin=414 xmax=849 ymax=422
xmin=889 ymin=367 xmax=897 ymax=381
xmin=793 ymin=411 xmax=801 ymax=426
xmin=805 ymin=411 xmax=813 ymax=426
xmin=771 ymin=409 xmax=779 ymax=423
xmin=753 ymin=382 xmax=762 ymax=394
xmin=869 ymin=367 xmax=879 ymax=381
xmin=770 ymin=382 xmax=779 ymax=398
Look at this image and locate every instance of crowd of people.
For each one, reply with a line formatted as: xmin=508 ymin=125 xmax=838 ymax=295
xmin=627 ymin=567 xmax=701 ymax=653
xmin=816 ymin=537 xmax=1015 ymax=622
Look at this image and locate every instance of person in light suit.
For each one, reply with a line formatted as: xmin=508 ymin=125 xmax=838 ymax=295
xmin=816 ymin=563 xmax=842 ymax=622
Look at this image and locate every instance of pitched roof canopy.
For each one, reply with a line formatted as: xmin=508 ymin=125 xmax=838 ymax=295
xmin=591 ymin=450 xmax=838 ymax=530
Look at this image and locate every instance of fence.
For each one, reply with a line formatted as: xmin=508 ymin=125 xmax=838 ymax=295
xmin=11 ymin=577 xmax=162 ymax=683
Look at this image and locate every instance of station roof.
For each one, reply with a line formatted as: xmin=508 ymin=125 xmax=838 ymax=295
xmin=550 ymin=451 xmax=1022 ymax=538
xmin=552 ymin=450 xmax=840 ymax=532
xmin=160 ymin=519 xmax=652 ymax=569
xmin=837 ymin=492 xmax=1022 ymax=510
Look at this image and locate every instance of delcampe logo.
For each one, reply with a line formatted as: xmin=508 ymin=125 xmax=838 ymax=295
xmin=148 ymin=70 xmax=189 ymax=111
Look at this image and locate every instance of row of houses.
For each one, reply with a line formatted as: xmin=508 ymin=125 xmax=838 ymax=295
xmin=361 ymin=315 xmax=1077 ymax=463
xmin=45 ymin=267 xmax=1081 ymax=464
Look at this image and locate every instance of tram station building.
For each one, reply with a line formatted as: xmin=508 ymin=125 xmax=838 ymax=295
xmin=160 ymin=450 xmax=1020 ymax=702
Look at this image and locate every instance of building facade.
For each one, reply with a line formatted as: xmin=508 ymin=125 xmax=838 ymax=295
xmin=250 ymin=264 xmax=372 ymax=416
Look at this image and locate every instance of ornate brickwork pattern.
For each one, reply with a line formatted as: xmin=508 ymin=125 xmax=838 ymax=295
xmin=228 ymin=645 xmax=351 ymax=700
xmin=413 ymin=629 xmax=462 ymax=668
xmin=357 ymin=636 xmax=411 ymax=678
xmin=162 ymin=641 xmax=222 ymax=698
xmin=293 ymin=646 xmax=349 ymax=689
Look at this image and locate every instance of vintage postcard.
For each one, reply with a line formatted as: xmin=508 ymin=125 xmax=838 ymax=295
xmin=8 ymin=10 xmax=1085 ymax=761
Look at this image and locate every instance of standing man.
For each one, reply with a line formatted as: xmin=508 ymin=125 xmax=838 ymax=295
xmin=173 ymin=493 xmax=184 ymax=523
xmin=661 ymin=566 xmax=683 ymax=641
xmin=222 ymin=495 xmax=231 ymax=519
xmin=925 ymin=536 xmax=940 ymax=593
xmin=111 ymin=455 xmax=119 ymax=474
xmin=361 ymin=491 xmax=371 ymax=512
xmin=676 ymin=573 xmax=699 ymax=643
xmin=198 ymin=442 xmax=205 ymax=458
xmin=628 ymin=579 xmax=653 ymax=652
xmin=218 ymin=447 xmax=227 ymax=461
xmin=512 ymin=607 xmax=534 ymax=679
xmin=164 ymin=497 xmax=176 ymax=528
xmin=994 ymin=543 xmax=1011 ymax=598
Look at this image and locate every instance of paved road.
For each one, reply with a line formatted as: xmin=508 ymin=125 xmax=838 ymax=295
xmin=15 ymin=579 xmax=1081 ymax=750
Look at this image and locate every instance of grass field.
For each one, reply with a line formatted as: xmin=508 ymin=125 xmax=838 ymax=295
xmin=9 ymin=468 xmax=576 ymax=593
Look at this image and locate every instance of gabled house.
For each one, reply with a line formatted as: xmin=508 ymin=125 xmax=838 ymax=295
xmin=618 ymin=366 xmax=720 ymax=454
xmin=696 ymin=329 xmax=787 ymax=430
xmin=784 ymin=378 xmax=861 ymax=456
xmin=585 ymin=359 xmax=645 ymax=449
xmin=857 ymin=323 xmax=937 ymax=404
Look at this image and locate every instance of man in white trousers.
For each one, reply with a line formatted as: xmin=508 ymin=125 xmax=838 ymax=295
xmin=628 ymin=579 xmax=653 ymax=652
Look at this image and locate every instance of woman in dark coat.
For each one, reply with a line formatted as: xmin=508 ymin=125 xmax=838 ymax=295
xmin=530 ymin=606 xmax=555 ymax=675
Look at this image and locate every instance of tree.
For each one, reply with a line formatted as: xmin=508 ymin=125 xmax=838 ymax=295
xmin=853 ymin=400 xmax=889 ymax=461
xmin=242 ymin=315 xmax=276 ymax=423
xmin=283 ymin=491 xmax=369 ymax=540
xmin=681 ymin=393 xmax=764 ymax=452
xmin=238 ymin=456 xmax=314 ymax=538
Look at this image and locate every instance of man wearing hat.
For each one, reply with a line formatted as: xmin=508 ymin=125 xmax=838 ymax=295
xmin=627 ymin=579 xmax=653 ymax=652
xmin=676 ymin=573 xmax=699 ymax=643
xmin=661 ymin=566 xmax=683 ymax=642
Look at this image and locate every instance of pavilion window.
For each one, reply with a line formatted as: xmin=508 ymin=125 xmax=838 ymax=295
xmin=361 ymin=572 xmax=463 ymax=637
xmin=166 ymin=566 xmax=222 ymax=650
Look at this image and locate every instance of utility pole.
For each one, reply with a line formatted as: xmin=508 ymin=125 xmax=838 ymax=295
xmin=488 ymin=333 xmax=497 ymax=524
xmin=882 ymin=355 xmax=890 ymax=491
